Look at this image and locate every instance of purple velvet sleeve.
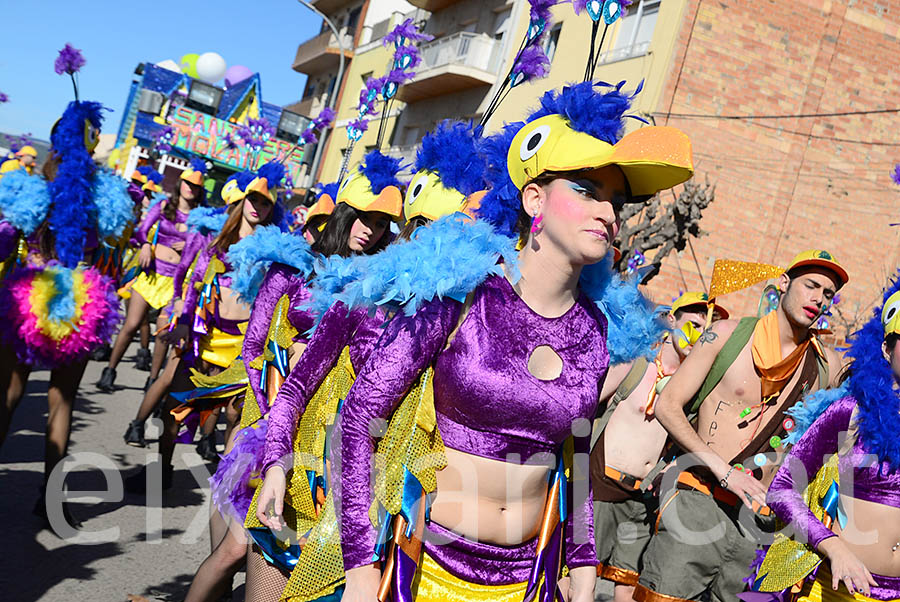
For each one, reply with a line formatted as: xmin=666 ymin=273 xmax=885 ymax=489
xmin=337 ymin=298 xmax=462 ymax=571
xmin=135 ymin=202 xmax=162 ymax=245
xmin=181 ymin=245 xmax=212 ymax=320
xmin=566 ymin=429 xmax=596 ymax=568
xmin=243 ymin=264 xmax=298 ymax=411
xmin=172 ymin=232 xmax=206 ymax=300
xmin=0 ymin=220 xmax=18 ymax=260
xmin=767 ymin=396 xmax=856 ymax=550
xmin=262 ymin=302 xmax=361 ymax=476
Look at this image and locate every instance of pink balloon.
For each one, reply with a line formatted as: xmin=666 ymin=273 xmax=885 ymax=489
xmin=225 ymin=65 xmax=254 ymax=87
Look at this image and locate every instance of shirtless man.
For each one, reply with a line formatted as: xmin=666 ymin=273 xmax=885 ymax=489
xmin=633 ymin=250 xmax=848 ymax=602
xmin=592 ymin=292 xmax=728 ymax=602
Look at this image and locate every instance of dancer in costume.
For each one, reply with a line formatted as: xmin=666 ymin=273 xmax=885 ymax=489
xmin=124 ymin=162 xmax=285 ymax=492
xmin=0 ymin=74 xmax=132 ymax=524
xmin=300 ymin=182 xmax=337 ymax=244
xmin=740 ymin=274 xmax=900 ymax=601
xmin=637 ymin=252 xmax=849 ymax=602
xmin=240 ymin=121 xmax=485 ymax=602
xmin=329 ymin=82 xmax=692 ymax=602
xmin=122 ymin=205 xmax=228 ymax=448
xmin=98 ymin=158 xmax=207 ymax=392
xmin=590 ymin=292 xmax=728 ymax=602
xmin=181 ymin=150 xmax=403 ymax=602
xmin=0 ymin=145 xmax=38 ymax=177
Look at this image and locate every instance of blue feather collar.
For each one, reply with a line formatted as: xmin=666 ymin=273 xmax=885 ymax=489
xmin=226 ymin=225 xmax=316 ymax=304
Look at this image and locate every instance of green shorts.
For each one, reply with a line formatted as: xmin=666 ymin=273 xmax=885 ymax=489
xmin=635 ymin=488 xmax=764 ymax=602
xmin=594 ymin=494 xmax=658 ymax=586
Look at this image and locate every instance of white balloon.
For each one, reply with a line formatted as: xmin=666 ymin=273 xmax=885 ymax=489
xmin=156 ymin=59 xmax=182 ymax=73
xmin=195 ymin=52 xmax=227 ymax=84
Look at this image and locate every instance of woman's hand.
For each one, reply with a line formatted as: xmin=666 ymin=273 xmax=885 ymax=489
xmin=163 ymin=323 xmax=190 ymax=345
xmin=819 ymin=537 xmax=878 ymax=596
xmin=172 ymin=298 xmax=184 ymax=318
xmin=255 ymin=466 xmax=287 ymax=530
xmin=138 ymin=243 xmax=152 ymax=269
xmin=342 ymin=564 xmax=381 ymax=602
xmin=566 ymin=565 xmax=597 ymax=602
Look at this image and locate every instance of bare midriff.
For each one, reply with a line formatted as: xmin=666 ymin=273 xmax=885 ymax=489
xmin=155 ymin=243 xmax=181 ymax=265
xmin=832 ymin=496 xmax=900 ymax=577
xmin=217 ymin=286 xmax=252 ymax=321
xmin=431 ymin=447 xmax=551 ymax=546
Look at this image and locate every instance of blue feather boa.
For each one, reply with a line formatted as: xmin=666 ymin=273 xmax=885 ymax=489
xmin=0 ymin=170 xmax=51 ymax=234
xmin=845 ymin=274 xmax=900 ymax=472
xmin=306 ymin=214 xmax=517 ymax=319
xmin=581 ymin=255 xmax=667 ymax=364
xmin=49 ymin=101 xmax=106 ymax=267
xmin=186 ymin=207 xmax=227 ymax=236
xmin=225 ymin=225 xmax=315 ymax=304
xmin=784 ymin=381 xmax=850 ymax=446
xmin=307 ymin=215 xmax=664 ymax=364
xmin=92 ymin=170 xmax=134 ymax=240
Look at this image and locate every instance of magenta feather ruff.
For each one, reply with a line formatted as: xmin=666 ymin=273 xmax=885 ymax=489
xmin=0 ymin=265 xmax=121 ymax=367
xmin=209 ymin=418 xmax=268 ymax=521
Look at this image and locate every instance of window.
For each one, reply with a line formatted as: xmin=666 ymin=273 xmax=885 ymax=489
xmin=607 ymin=0 xmax=660 ymax=62
xmin=543 ymin=24 xmax=562 ymax=63
xmin=347 ymin=7 xmax=361 ymax=35
xmin=493 ymin=9 xmax=511 ymax=40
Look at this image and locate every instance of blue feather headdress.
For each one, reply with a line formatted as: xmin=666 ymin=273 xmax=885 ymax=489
xmin=48 ymin=100 xmax=107 ymax=267
xmin=415 ymin=121 xmax=485 ymax=196
xmin=360 ymin=149 xmax=403 ymax=194
xmin=845 ymin=273 xmax=900 ymax=471
xmin=527 ymin=80 xmax=642 ymax=142
xmin=317 ymin=181 xmax=340 ymax=201
xmin=476 ymin=123 xmax=523 ymax=238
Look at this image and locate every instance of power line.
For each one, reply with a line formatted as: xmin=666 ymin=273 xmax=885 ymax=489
xmin=653 ymin=107 xmax=900 ymax=120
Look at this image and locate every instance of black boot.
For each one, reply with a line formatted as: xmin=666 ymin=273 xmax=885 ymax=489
xmin=195 ymin=433 xmax=219 ymax=463
xmin=124 ymin=463 xmax=174 ymax=494
xmin=135 ymin=347 xmax=152 ymax=371
xmin=96 ymin=367 xmax=116 ymax=392
xmin=33 ymin=486 xmax=82 ymax=529
xmin=89 ymin=343 xmax=111 ymax=362
xmin=123 ymin=420 xmax=146 ymax=447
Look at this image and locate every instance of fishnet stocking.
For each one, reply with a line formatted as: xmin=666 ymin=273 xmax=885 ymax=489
xmin=244 ymin=545 xmax=289 ymax=602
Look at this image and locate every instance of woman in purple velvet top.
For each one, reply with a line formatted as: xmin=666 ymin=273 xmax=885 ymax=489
xmin=98 ymin=159 xmax=207 ymax=392
xmin=330 ymin=83 xmax=693 ymax=602
xmin=766 ymin=277 xmax=900 ymax=601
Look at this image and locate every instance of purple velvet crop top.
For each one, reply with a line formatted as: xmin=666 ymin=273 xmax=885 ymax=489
xmin=261 ymin=302 xmax=386 ymax=475
xmin=135 ymin=202 xmax=189 ymax=276
xmin=768 ymin=396 xmax=900 ymax=550
xmin=172 ymin=232 xmax=210 ymax=300
xmin=242 ymin=263 xmax=317 ymax=413
xmin=338 ymin=275 xmax=609 ymax=572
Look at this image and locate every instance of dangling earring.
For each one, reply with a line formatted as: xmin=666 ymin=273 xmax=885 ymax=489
xmin=530 ymin=213 xmax=543 ymax=234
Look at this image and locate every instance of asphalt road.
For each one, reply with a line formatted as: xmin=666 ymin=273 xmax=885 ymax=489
xmin=0 ymin=341 xmax=612 ymax=601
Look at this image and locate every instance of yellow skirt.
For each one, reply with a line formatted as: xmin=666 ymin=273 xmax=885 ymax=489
xmin=129 ymin=271 xmax=175 ymax=309
xmin=796 ymin=569 xmax=897 ymax=602
xmin=198 ymin=326 xmax=244 ymax=368
xmin=411 ymin=551 xmax=528 ymax=602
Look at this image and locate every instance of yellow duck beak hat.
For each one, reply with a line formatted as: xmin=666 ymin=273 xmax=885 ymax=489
xmin=883 ymin=289 xmax=900 ymax=338
xmin=306 ymin=181 xmax=339 ymax=223
xmin=336 ymin=149 xmax=404 ymax=220
xmin=180 ymin=158 xmax=208 ymax=186
xmin=229 ymin=161 xmax=286 ymax=205
xmin=15 ymin=146 xmax=38 ymax=158
xmin=404 ymin=121 xmax=488 ymax=222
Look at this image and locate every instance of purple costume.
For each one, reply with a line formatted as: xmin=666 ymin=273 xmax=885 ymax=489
xmin=135 ymin=202 xmax=189 ymax=277
xmin=261 ymin=302 xmax=386 ymax=475
xmin=242 ymin=263 xmax=317 ymax=415
xmin=339 ymin=275 xmax=606 ymax=584
xmin=768 ymin=396 xmax=900 ymax=600
xmin=171 ymin=231 xmax=209 ymax=301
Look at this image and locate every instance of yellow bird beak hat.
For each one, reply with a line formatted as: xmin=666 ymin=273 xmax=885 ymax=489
xmin=229 ymin=161 xmax=286 ymax=205
xmin=405 ymin=120 xmax=487 ymax=222
xmin=335 ymin=149 xmax=404 ymax=220
xmin=477 ymin=81 xmax=693 ymax=238
xmin=180 ymin=158 xmax=208 ymax=186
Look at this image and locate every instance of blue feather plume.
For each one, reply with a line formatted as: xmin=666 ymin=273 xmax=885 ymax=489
xmin=46 ymin=265 xmax=76 ymax=322
xmin=580 ymin=254 xmax=667 ymax=364
xmin=317 ymin=181 xmax=340 ymax=200
xmin=415 ymin=121 xmax=485 ymax=196
xmin=186 ymin=207 xmax=227 ymax=235
xmin=225 ymin=225 xmax=315 ymax=304
xmin=526 ymin=80 xmax=641 ymax=143
xmin=92 ymin=170 xmax=134 ymax=239
xmin=784 ymin=381 xmax=850 ymax=446
xmin=48 ymin=100 xmax=106 ymax=267
xmin=146 ymin=169 xmax=164 ymax=185
xmin=257 ymin=161 xmax=286 ymax=188
xmin=360 ymin=149 xmax=403 ymax=194
xmin=0 ymin=169 xmax=51 ymax=234
xmin=476 ymin=122 xmax=524 ymax=238
xmin=305 ymin=213 xmax=518 ymax=319
xmin=188 ymin=157 xmax=208 ymax=175
xmin=846 ymin=273 xmax=900 ymax=471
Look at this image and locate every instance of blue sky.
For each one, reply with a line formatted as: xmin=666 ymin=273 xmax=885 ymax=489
xmin=0 ymin=0 xmax=321 ymax=140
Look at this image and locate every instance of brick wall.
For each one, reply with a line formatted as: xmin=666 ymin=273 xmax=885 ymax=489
xmin=644 ymin=0 xmax=900 ymax=339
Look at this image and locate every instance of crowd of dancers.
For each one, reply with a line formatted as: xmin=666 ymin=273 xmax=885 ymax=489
xmin=1 ymin=23 xmax=899 ymax=602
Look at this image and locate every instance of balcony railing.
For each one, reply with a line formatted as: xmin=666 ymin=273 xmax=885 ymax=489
xmin=292 ymin=29 xmax=354 ymax=74
xmin=597 ymin=40 xmax=651 ymax=65
xmin=418 ymin=32 xmax=502 ymax=74
xmin=386 ymin=144 xmax=419 ymax=165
